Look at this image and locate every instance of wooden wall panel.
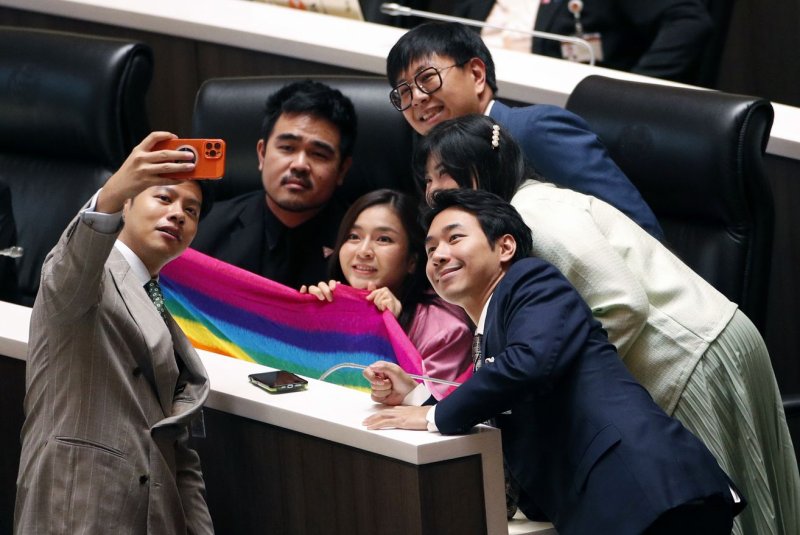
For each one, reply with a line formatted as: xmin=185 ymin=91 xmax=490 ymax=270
xmin=189 ymin=408 xmax=487 ymax=534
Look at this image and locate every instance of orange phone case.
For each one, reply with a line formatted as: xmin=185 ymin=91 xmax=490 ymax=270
xmin=154 ymin=138 xmax=226 ymax=180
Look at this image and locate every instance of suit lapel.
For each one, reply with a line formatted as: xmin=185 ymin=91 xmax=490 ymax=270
xmin=228 ymin=193 xmax=266 ymax=273
xmin=108 ymin=249 xmax=179 ymax=416
xmin=167 ymin=314 xmax=209 ymax=408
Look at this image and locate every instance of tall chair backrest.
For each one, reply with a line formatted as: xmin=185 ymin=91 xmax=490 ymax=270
xmin=0 ymin=26 xmax=153 ymax=306
xmin=191 ymin=76 xmax=416 ymax=205
xmin=566 ymin=75 xmax=775 ymax=333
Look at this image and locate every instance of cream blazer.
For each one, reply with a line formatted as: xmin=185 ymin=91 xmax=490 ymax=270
xmin=15 ymin=211 xmax=213 ymax=534
xmin=512 ymin=180 xmax=737 ymax=413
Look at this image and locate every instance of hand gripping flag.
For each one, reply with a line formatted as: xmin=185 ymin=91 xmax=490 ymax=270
xmin=160 ymin=248 xmax=424 ymax=391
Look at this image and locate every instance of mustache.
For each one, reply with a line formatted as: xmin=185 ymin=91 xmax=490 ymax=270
xmin=279 ymin=172 xmax=312 ymax=188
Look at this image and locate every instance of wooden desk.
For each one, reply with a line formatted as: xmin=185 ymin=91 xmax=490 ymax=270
xmin=0 ymin=300 xmax=555 ymax=534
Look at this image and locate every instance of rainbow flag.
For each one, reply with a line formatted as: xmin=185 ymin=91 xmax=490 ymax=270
xmin=160 ymin=248 xmax=424 ymax=390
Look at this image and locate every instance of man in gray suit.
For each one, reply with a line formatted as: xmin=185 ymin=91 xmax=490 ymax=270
xmin=15 ymin=132 xmax=215 ymax=534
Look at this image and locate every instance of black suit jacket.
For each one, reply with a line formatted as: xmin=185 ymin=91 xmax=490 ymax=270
xmin=454 ymin=0 xmax=713 ymax=82
xmin=434 ymin=259 xmax=740 ymax=534
xmin=191 ymin=190 xmax=346 ymax=289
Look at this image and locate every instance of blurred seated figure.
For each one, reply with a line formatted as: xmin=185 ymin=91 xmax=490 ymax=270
xmin=301 ymin=189 xmax=472 ymax=399
xmin=0 ymin=181 xmax=19 ymax=302
xmin=361 ymin=0 xmax=430 ymax=26
xmin=452 ymin=0 xmax=713 ymax=83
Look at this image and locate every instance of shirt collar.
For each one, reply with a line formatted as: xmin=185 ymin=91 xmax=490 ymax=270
xmin=484 ymin=99 xmax=496 ymax=116
xmin=114 ymin=240 xmax=153 ymax=285
xmin=475 ymin=294 xmax=493 ymax=335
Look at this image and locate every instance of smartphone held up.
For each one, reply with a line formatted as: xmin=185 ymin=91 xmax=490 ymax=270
xmin=154 ymin=138 xmax=226 ymax=180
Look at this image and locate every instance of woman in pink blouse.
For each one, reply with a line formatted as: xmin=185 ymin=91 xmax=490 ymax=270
xmin=301 ymin=189 xmax=472 ymax=399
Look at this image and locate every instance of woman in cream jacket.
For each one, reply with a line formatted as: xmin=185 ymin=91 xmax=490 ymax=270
xmin=415 ymin=114 xmax=800 ymax=535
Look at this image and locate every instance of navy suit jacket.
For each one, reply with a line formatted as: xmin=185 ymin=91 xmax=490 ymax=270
xmin=434 ymin=259 xmax=739 ymax=534
xmin=489 ymin=101 xmax=664 ymax=240
xmin=454 ymin=0 xmax=712 ymax=82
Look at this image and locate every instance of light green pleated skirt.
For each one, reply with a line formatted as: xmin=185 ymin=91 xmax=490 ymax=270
xmin=673 ymin=309 xmax=800 ymax=535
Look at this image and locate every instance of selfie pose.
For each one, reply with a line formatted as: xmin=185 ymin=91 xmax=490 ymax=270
xmin=15 ymin=132 xmax=214 ymax=534
xmin=302 ymin=189 xmax=472 ymax=398
xmin=414 ymin=114 xmax=800 ymax=535
xmin=364 ymin=189 xmax=744 ymax=535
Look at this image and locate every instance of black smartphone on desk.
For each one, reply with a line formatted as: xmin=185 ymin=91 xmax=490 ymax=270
xmin=249 ymin=370 xmax=308 ymax=394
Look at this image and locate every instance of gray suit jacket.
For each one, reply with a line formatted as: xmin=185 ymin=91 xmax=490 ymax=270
xmin=15 ymin=209 xmax=213 ymax=534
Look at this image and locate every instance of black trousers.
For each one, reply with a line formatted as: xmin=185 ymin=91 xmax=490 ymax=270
xmin=644 ymin=494 xmax=735 ymax=535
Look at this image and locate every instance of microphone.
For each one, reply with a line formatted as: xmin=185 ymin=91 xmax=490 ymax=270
xmin=0 ymin=246 xmax=23 ymax=258
xmin=319 ymin=361 xmax=462 ymax=387
xmin=379 ymin=3 xmax=595 ymax=66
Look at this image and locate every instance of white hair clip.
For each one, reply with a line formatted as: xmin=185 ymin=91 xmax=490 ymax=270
xmin=491 ymin=124 xmax=500 ymax=149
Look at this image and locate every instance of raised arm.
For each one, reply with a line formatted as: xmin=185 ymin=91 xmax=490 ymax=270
xmin=40 ymin=132 xmax=195 ymax=323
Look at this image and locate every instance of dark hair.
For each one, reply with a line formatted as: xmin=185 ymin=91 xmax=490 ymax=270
xmin=413 ymin=114 xmax=529 ymax=202
xmin=329 ymin=189 xmax=434 ymax=331
xmin=424 ymin=188 xmax=532 ymax=262
xmin=196 ymin=180 xmax=214 ymax=220
xmin=260 ymin=80 xmax=357 ymax=161
xmin=386 ymin=22 xmax=498 ymax=94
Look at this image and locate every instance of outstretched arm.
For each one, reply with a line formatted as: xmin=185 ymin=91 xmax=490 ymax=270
xmin=41 ymin=131 xmax=196 ymax=323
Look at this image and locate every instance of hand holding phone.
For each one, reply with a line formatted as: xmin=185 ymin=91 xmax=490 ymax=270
xmin=153 ymin=138 xmax=226 ymax=180
xmin=249 ymin=370 xmax=308 ymax=394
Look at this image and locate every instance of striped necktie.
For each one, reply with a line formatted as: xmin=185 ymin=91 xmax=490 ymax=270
xmin=472 ymin=333 xmax=484 ymax=372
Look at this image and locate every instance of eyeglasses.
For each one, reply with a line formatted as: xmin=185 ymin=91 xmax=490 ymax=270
xmin=389 ymin=63 xmax=465 ymax=112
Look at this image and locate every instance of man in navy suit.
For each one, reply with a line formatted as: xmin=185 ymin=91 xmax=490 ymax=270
xmin=386 ymin=21 xmax=664 ymax=240
xmin=363 ymin=188 xmax=743 ymax=534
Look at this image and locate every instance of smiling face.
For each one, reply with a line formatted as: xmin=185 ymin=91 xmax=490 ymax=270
xmin=258 ymin=112 xmax=351 ymax=227
xmin=423 ymin=153 xmax=473 ymax=204
xmin=119 ymin=181 xmax=202 ymax=276
xmin=396 ymin=54 xmax=488 ymax=136
xmin=425 ymin=207 xmax=515 ymax=322
xmin=338 ymin=204 xmax=416 ymax=294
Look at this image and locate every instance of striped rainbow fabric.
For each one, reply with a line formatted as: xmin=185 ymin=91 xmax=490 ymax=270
xmin=160 ymin=248 xmax=424 ymax=391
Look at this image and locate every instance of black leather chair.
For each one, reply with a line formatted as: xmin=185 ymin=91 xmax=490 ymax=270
xmin=565 ymin=76 xmax=800 ymax=425
xmin=0 ymin=27 xmax=153 ymax=306
xmin=190 ymin=75 xmax=417 ymax=205
xmin=566 ymin=75 xmax=774 ymax=336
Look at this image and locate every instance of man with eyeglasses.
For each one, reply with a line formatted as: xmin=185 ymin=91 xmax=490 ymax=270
xmin=387 ymin=21 xmax=664 ymax=240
